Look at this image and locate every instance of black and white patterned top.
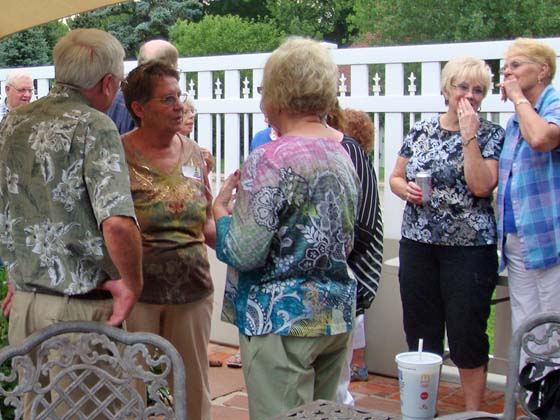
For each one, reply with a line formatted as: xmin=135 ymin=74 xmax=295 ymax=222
xmin=341 ymin=136 xmax=384 ymax=315
xmin=399 ymin=116 xmax=504 ymax=246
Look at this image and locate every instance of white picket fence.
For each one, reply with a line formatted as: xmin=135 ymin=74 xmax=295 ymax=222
xmin=2 ymin=37 xmax=560 ymax=240
xmin=3 ymin=37 xmax=560 ymax=375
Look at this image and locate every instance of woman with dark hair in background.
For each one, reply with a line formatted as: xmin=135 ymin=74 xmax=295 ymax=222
xmin=328 ymin=108 xmax=384 ymax=405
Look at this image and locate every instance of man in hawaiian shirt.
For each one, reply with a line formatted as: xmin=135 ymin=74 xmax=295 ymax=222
xmin=0 ymin=28 xmax=143 ymax=343
xmin=0 ymin=69 xmax=34 ymax=121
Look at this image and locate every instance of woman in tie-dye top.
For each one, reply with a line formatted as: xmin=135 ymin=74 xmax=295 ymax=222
xmin=213 ymin=37 xmax=360 ymax=420
xmin=121 ymin=62 xmax=215 ymax=420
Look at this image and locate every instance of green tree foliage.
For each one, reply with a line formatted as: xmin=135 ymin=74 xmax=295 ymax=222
xmin=0 ymin=28 xmax=48 ymax=67
xmin=203 ymin=0 xmax=270 ymax=20
xmin=42 ymin=21 xmax=70 ymax=59
xmin=170 ymin=15 xmax=283 ymax=56
xmin=350 ymin=0 xmax=560 ymax=45
xmin=68 ymin=0 xmax=203 ymax=59
xmin=266 ymin=0 xmax=355 ymax=45
xmin=0 ymin=21 xmax=68 ymax=67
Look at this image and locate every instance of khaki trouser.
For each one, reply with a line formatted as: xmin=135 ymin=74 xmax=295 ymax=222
xmin=126 ymin=293 xmax=214 ymax=420
xmin=239 ymin=332 xmax=351 ymax=420
xmin=8 ymin=291 xmax=115 ymax=419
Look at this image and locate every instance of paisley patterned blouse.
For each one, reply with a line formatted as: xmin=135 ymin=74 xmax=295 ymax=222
xmin=216 ymin=135 xmax=360 ymax=337
xmin=399 ymin=116 xmax=504 ymax=246
xmin=125 ymin=135 xmax=212 ymax=304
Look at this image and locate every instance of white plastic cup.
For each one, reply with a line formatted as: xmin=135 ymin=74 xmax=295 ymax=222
xmin=395 ymin=351 xmax=442 ymax=420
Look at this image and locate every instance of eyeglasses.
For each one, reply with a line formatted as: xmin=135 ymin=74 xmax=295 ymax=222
xmin=150 ymin=92 xmax=187 ymax=107
xmin=500 ymin=60 xmax=534 ymax=74
xmin=451 ymin=83 xmax=484 ymax=96
xmin=9 ymin=85 xmax=34 ymax=95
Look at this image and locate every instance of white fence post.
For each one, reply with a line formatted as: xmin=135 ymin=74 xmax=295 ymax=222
xmin=224 ymin=70 xmax=241 ymax=177
xmin=3 ymin=37 xmax=560 ymax=246
xmin=383 ymin=63 xmax=405 ymax=240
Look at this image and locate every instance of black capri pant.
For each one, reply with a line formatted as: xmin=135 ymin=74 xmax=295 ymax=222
xmin=398 ymin=237 xmax=498 ymax=369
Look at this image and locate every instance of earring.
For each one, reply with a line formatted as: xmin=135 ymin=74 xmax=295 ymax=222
xmin=538 ymin=76 xmax=542 ymax=84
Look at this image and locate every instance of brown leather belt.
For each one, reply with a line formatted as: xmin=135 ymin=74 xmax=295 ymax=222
xmin=32 ymin=286 xmax=112 ymax=300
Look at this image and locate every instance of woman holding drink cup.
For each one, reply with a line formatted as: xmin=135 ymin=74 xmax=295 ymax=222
xmin=389 ymin=56 xmax=505 ymax=411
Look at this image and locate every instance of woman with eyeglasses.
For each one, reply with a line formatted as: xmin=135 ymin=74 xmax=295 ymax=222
xmin=497 ymin=38 xmax=560 ymax=334
xmin=389 ymin=56 xmax=505 ymax=411
xmin=179 ymin=97 xmax=215 ymax=173
xmin=121 ymin=61 xmax=215 ymax=420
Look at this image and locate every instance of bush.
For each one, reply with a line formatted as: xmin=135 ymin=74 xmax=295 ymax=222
xmin=170 ymin=14 xmax=284 ymax=56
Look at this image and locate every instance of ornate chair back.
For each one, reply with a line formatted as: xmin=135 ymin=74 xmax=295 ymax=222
xmin=0 ymin=321 xmax=186 ymax=419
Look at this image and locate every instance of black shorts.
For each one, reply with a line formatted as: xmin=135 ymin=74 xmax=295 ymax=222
xmin=398 ymin=238 xmax=498 ymax=369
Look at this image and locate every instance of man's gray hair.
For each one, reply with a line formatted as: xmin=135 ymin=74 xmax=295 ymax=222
xmin=6 ymin=69 xmax=32 ymax=86
xmin=53 ymin=28 xmax=125 ymax=89
xmin=137 ymin=40 xmax=179 ymax=69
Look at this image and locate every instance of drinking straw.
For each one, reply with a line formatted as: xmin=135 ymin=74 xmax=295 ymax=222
xmin=418 ymin=338 xmax=423 ymax=360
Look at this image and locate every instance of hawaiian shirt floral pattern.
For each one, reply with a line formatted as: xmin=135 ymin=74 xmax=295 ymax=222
xmin=399 ymin=116 xmax=505 ymax=246
xmin=0 ymin=84 xmax=137 ymax=294
xmin=216 ymin=135 xmax=360 ymax=337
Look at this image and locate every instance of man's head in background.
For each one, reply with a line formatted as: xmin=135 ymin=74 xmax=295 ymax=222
xmin=5 ymin=70 xmax=33 ymax=110
xmin=138 ymin=40 xmax=179 ymax=69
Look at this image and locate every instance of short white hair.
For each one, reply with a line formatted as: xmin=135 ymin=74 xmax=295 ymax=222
xmin=53 ymin=28 xmax=125 ymax=89
xmin=6 ymin=69 xmax=32 ymax=86
xmin=138 ymin=40 xmax=178 ymax=68
xmin=183 ymin=96 xmax=196 ymax=113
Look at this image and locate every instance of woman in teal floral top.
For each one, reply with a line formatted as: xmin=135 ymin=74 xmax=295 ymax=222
xmin=213 ymin=37 xmax=360 ymax=419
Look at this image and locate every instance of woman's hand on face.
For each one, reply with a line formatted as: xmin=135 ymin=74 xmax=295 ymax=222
xmin=499 ymin=78 xmax=524 ymax=103
xmin=457 ymin=98 xmax=480 ymax=140
xmin=213 ymin=170 xmax=241 ymax=219
xmin=404 ymin=181 xmax=423 ymax=205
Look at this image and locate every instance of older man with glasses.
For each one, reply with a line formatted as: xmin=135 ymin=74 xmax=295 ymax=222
xmin=0 ymin=69 xmax=34 ymax=121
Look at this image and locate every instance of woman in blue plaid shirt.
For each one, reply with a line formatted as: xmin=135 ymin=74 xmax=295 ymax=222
xmin=497 ymin=38 xmax=560 ymax=333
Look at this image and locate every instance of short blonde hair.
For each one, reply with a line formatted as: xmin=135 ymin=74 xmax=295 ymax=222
xmin=261 ymin=37 xmax=338 ymax=117
xmin=53 ymin=29 xmax=124 ymax=89
xmin=183 ymin=96 xmax=196 ymax=114
xmin=440 ymin=56 xmax=492 ymax=100
xmin=505 ymin=38 xmax=556 ymax=83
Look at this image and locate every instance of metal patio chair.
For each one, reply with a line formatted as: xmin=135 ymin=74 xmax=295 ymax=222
xmin=438 ymin=311 xmax=560 ymax=420
xmin=0 ymin=321 xmax=186 ymax=419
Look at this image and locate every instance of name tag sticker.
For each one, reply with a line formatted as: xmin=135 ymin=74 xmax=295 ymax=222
xmin=181 ymin=164 xmax=202 ymax=180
